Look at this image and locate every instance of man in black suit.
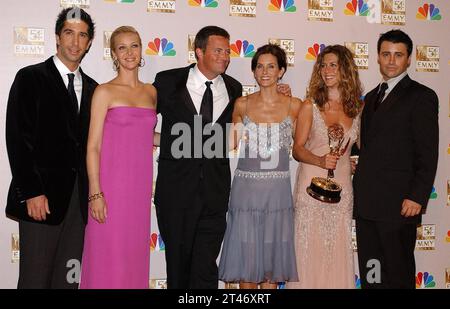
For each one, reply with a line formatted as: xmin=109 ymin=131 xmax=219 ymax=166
xmin=153 ymin=26 xmax=242 ymax=289
xmin=353 ymin=30 xmax=439 ymax=289
xmin=5 ymin=8 xmax=97 ymax=288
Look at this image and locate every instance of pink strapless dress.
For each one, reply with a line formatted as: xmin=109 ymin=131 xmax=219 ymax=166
xmin=80 ymin=106 xmax=157 ymax=289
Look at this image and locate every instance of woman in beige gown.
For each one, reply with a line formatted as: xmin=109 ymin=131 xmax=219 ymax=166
xmin=287 ymin=45 xmax=363 ymax=288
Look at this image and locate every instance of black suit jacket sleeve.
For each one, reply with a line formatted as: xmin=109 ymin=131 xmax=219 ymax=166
xmin=153 ymin=72 xmax=163 ymax=115
xmin=406 ymin=87 xmax=439 ymax=208
xmin=6 ymin=68 xmax=43 ymax=201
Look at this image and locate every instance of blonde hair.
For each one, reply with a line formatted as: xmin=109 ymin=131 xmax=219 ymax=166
xmin=110 ymin=26 xmax=142 ymax=53
xmin=307 ymin=45 xmax=363 ymax=118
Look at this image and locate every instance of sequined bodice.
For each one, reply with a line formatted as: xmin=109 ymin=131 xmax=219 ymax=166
xmin=236 ymin=115 xmax=292 ymax=173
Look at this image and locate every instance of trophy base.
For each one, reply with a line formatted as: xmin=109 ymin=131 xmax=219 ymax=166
xmin=306 ymin=177 xmax=342 ymax=204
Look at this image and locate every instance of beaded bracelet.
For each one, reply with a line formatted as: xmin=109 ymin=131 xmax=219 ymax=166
xmin=88 ymin=192 xmax=104 ymax=202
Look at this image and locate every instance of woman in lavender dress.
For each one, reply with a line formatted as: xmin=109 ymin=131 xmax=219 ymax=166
xmin=80 ymin=26 xmax=158 ymax=289
xmin=219 ymin=44 xmax=301 ymax=289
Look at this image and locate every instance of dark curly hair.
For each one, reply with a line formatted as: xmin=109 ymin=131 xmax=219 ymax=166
xmin=251 ymin=44 xmax=287 ymax=77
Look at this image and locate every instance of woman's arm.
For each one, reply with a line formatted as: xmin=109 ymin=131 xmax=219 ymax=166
xmin=229 ymin=96 xmax=245 ymax=152
xmin=153 ymin=132 xmax=160 ymax=147
xmin=145 ymin=83 xmax=160 ymax=147
xmin=289 ymin=97 xmax=303 ymax=138
xmin=292 ymin=100 xmax=338 ymax=170
xmin=86 ymin=85 xmax=110 ymax=223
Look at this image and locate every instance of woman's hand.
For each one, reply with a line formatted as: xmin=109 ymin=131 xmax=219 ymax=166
xmin=89 ymin=198 xmax=107 ymax=224
xmin=319 ymin=153 xmax=339 ymax=170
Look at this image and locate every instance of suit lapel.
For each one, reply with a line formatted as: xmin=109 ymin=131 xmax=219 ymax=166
xmin=175 ymin=64 xmax=197 ymax=116
xmin=367 ymin=75 xmax=411 ymax=137
xmin=361 ymin=88 xmax=377 ymax=147
xmin=45 ymin=58 xmax=78 ymax=135
xmin=376 ymin=75 xmax=411 ymax=114
xmin=180 ymin=86 xmax=197 ymax=115
xmin=216 ymin=74 xmax=239 ymax=124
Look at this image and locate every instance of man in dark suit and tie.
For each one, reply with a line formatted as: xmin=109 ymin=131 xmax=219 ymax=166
xmin=153 ymin=26 xmax=242 ymax=289
xmin=353 ymin=30 xmax=439 ymax=288
xmin=5 ymin=8 xmax=97 ymax=288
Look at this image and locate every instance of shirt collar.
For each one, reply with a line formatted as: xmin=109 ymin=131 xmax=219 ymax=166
xmin=192 ymin=65 xmax=223 ymax=91
xmin=53 ymin=55 xmax=81 ymax=80
xmin=381 ymin=71 xmax=408 ymax=92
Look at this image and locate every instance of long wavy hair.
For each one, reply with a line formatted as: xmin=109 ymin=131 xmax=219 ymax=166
xmin=307 ymin=45 xmax=363 ymax=118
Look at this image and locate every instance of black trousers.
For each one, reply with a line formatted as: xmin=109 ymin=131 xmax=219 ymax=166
xmin=156 ymin=184 xmax=227 ymax=289
xmin=355 ymin=216 xmax=417 ymax=289
xmin=18 ymin=182 xmax=85 ymax=289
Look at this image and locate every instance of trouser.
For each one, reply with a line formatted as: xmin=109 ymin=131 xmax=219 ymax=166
xmin=356 ymin=216 xmax=417 ymax=289
xmin=18 ymin=182 xmax=85 ymax=289
xmin=156 ymin=186 xmax=227 ymax=289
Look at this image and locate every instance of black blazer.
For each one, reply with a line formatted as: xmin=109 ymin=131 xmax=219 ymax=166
xmin=5 ymin=57 xmax=97 ymax=225
xmin=353 ymin=75 xmax=439 ymax=223
xmin=153 ymin=64 xmax=242 ymax=212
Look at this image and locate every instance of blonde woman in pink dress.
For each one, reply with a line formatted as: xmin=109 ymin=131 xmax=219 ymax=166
xmin=287 ymin=45 xmax=363 ymax=289
xmin=80 ymin=26 xmax=158 ymax=289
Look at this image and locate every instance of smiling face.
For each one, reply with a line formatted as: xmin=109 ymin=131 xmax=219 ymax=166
xmin=377 ymin=41 xmax=411 ymax=81
xmin=111 ymin=32 xmax=142 ymax=71
xmin=320 ymin=52 xmax=341 ymax=89
xmin=253 ymin=53 xmax=285 ymax=88
xmin=196 ymin=35 xmax=230 ymax=80
xmin=56 ymin=19 xmax=92 ymax=71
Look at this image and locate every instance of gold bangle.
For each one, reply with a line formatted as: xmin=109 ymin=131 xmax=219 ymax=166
xmin=88 ymin=192 xmax=104 ymax=202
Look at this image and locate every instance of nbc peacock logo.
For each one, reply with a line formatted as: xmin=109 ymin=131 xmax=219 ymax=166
xmin=445 ymin=230 xmax=450 ymax=243
xmin=230 ymin=40 xmax=256 ymax=58
xmin=150 ymin=233 xmax=165 ymax=252
xmin=146 ymin=38 xmax=176 ymax=56
xmin=416 ymin=271 xmax=436 ymax=288
xmin=354 ymin=274 xmax=361 ymax=289
xmin=268 ymin=0 xmax=297 ymax=12
xmin=416 ymin=3 xmax=441 ymax=21
xmin=429 ymin=186 xmax=437 ymax=199
xmin=188 ymin=0 xmax=218 ymax=8
xmin=344 ymin=0 xmax=370 ymax=16
xmin=305 ymin=43 xmax=325 ymax=61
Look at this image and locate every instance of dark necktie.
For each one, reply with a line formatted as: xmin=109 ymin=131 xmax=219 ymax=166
xmin=200 ymin=81 xmax=213 ymax=123
xmin=67 ymin=73 xmax=79 ymax=114
xmin=374 ymin=82 xmax=388 ymax=111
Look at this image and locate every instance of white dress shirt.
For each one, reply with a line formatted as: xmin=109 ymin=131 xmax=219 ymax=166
xmin=53 ymin=55 xmax=83 ymax=108
xmin=186 ymin=65 xmax=229 ymax=123
xmin=379 ymin=71 xmax=408 ymax=102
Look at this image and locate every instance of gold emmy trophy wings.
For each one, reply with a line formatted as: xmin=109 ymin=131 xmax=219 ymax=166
xmin=306 ymin=123 xmax=349 ymax=204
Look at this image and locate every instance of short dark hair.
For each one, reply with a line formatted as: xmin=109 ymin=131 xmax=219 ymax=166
xmin=194 ymin=26 xmax=230 ymax=60
xmin=251 ymin=44 xmax=287 ymax=75
xmin=377 ymin=29 xmax=413 ymax=57
xmin=55 ymin=7 xmax=95 ymax=40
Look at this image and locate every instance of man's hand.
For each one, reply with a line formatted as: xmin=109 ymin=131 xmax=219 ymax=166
xmin=350 ymin=155 xmax=358 ymax=175
xmin=401 ymin=199 xmax=422 ymax=217
xmin=277 ymin=83 xmax=292 ymax=97
xmin=26 ymin=195 xmax=50 ymax=221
